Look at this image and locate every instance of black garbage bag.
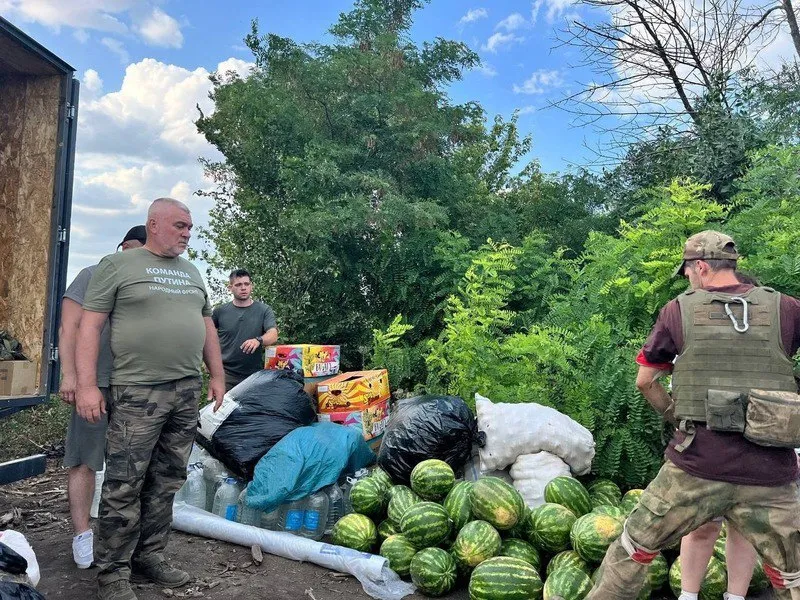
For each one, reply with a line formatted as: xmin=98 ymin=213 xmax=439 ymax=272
xmin=377 ymin=395 xmax=484 ymax=485
xmin=198 ymin=370 xmax=317 ymax=479
xmin=0 ymin=544 xmax=26 ymax=576
xmin=0 ymin=583 xmax=46 ymax=600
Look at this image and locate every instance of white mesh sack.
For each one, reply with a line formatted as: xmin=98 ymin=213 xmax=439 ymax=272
xmin=509 ymin=451 xmax=571 ymax=508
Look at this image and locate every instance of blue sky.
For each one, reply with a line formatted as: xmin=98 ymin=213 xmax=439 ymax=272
xmin=2 ymin=0 xmax=794 ymax=284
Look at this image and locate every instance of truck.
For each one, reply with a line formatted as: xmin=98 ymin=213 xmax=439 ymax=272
xmin=0 ymin=16 xmax=79 ymax=483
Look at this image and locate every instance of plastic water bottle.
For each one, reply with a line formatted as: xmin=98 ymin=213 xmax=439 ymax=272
xmin=90 ymin=464 xmax=105 ymax=518
xmin=212 ymin=477 xmax=242 ymax=521
xmin=203 ymin=458 xmax=230 ymax=512
xmin=182 ymin=464 xmax=208 ymax=509
xmin=324 ymin=483 xmax=344 ymax=535
xmin=260 ymin=507 xmax=282 ymax=530
xmin=301 ymin=491 xmax=329 ymax=540
xmin=280 ymin=498 xmax=306 ymax=535
xmin=236 ymin=488 xmax=261 ymax=526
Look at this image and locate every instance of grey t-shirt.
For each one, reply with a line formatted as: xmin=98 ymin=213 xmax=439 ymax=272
xmin=64 ymin=265 xmax=113 ymax=388
xmin=212 ymin=301 xmax=277 ymax=377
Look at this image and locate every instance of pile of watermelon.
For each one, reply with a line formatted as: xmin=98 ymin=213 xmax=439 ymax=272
xmin=331 ymin=466 xmax=769 ymax=599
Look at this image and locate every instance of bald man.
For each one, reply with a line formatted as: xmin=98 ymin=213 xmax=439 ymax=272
xmin=76 ymin=198 xmax=225 ymax=600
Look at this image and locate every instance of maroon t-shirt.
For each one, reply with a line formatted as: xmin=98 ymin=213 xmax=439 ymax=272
xmin=639 ymin=284 xmax=800 ymax=486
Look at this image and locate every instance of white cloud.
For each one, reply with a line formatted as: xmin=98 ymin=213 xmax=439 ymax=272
xmin=482 ymin=32 xmax=525 ymax=53
xmin=474 ymin=62 xmax=498 ymax=77
xmin=73 ymin=29 xmax=90 ymax=43
xmin=518 ymin=105 xmax=537 ymax=114
xmin=101 ymin=37 xmax=129 ymax=64
xmin=530 ymin=0 xmax=576 ymax=24
xmin=458 ymin=8 xmax=488 ymax=26
xmin=134 ymin=7 xmax=183 ymax=48
xmin=82 ymin=69 xmax=103 ymax=99
xmin=496 ymin=13 xmax=528 ymax=31
xmin=513 ymin=69 xmax=565 ymax=94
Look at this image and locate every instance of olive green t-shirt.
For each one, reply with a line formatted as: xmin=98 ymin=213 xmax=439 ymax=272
xmin=83 ymin=248 xmax=212 ymax=385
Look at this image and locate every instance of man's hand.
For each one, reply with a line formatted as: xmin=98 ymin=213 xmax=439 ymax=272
xmin=60 ymin=372 xmax=77 ymax=405
xmin=208 ymin=376 xmax=226 ymax=412
xmin=76 ymin=386 xmax=106 ymax=423
xmin=240 ymin=338 xmax=261 ymax=354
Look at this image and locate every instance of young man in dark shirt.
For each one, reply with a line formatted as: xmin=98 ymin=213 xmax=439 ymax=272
xmin=211 ymin=269 xmax=279 ymax=391
xmin=588 ymin=231 xmax=800 ymax=600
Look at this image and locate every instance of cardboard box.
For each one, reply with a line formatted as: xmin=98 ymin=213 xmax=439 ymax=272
xmin=0 ymin=360 xmax=38 ymax=396
xmin=317 ymin=370 xmax=390 ymax=412
xmin=303 ymin=375 xmax=334 ymax=398
xmin=265 ymin=344 xmax=340 ymax=378
xmin=317 ymin=396 xmax=391 ymax=444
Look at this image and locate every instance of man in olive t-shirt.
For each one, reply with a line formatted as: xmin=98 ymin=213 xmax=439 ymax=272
xmin=76 ymin=198 xmax=225 ymax=600
xmin=212 ymin=268 xmax=278 ymax=391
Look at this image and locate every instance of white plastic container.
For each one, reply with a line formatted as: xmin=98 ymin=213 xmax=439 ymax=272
xmin=323 ymin=483 xmax=344 ymax=535
xmin=301 ymin=491 xmax=329 ymax=541
xmin=236 ymin=488 xmax=261 ymax=526
xmin=280 ymin=498 xmax=306 ymax=534
xmin=89 ymin=464 xmax=105 ymax=519
xmin=212 ymin=477 xmax=242 ymax=521
xmin=202 ymin=457 xmax=230 ymax=512
xmin=260 ymin=506 xmax=282 ymax=531
xmin=182 ymin=464 xmax=208 ymax=510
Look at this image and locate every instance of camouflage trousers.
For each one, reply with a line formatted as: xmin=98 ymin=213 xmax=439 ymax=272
xmin=96 ymin=376 xmax=201 ymax=585
xmin=588 ymin=460 xmax=800 ymax=600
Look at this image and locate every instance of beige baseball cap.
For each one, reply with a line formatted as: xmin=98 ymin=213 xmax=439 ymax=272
xmin=674 ymin=230 xmax=739 ymax=277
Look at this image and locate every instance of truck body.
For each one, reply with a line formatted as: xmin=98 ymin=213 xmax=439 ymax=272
xmin=0 ymin=16 xmax=78 ymax=482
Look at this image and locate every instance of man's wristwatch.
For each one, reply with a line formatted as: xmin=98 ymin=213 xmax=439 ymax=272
xmin=256 ymin=335 xmax=263 ymax=345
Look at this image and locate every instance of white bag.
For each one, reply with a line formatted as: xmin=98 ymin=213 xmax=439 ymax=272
xmin=462 ymin=451 xmax=513 ymax=484
xmin=476 ymin=394 xmax=595 ymax=475
xmin=0 ymin=529 xmax=40 ymax=587
xmin=509 ymin=451 xmax=571 ymax=509
xmin=197 ymin=395 xmax=239 ymax=440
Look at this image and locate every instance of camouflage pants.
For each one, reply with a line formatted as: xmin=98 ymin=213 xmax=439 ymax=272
xmin=96 ymin=376 xmax=201 ymax=585
xmin=588 ymin=460 xmax=800 ymax=600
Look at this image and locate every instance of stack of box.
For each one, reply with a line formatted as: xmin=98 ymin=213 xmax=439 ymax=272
xmin=265 ymin=344 xmax=340 ymax=395
xmin=317 ymin=370 xmax=391 ymax=451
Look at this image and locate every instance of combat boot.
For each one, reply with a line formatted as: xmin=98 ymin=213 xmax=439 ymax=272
xmin=97 ymin=580 xmax=137 ymax=600
xmin=131 ymin=559 xmax=191 ymax=588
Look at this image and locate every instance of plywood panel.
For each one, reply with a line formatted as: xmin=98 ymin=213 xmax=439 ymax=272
xmin=0 ymin=73 xmax=60 ymax=379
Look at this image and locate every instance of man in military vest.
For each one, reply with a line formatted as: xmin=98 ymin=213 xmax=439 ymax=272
xmin=587 ymin=231 xmax=800 ymax=600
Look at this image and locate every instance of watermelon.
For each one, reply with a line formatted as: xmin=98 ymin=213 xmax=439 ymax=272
xmin=749 ymin=558 xmax=770 ymax=595
xmin=452 ymin=520 xmax=502 ymax=568
xmin=647 ymin=553 xmax=669 ymax=590
xmin=636 ymin=580 xmax=653 ymax=599
xmin=590 ymin=566 xmax=601 ymax=584
xmin=443 ymin=481 xmax=474 ymax=532
xmin=545 ymin=476 xmax=593 ymax=517
xmin=570 ymin=512 xmax=624 ymax=563
xmin=370 ymin=466 xmax=394 ymax=491
xmin=410 ymin=547 xmax=457 ymax=597
xmin=349 ymin=477 xmax=387 ymax=519
xmin=712 ymin=535 xmax=726 ymax=563
xmin=588 ymin=479 xmax=622 ymax=508
xmin=387 ymin=485 xmax=422 ymax=525
xmin=400 ymin=501 xmax=452 ymax=549
xmin=410 ymin=459 xmax=455 ymax=501
xmin=669 ymin=556 xmax=727 ymax=600
xmin=621 ymin=489 xmax=643 ymax=514
xmin=546 ymin=550 xmax=590 ymax=576
xmin=471 ymin=477 xmax=526 ymax=531
xmin=543 ymin=566 xmax=593 ymax=600
xmin=469 ymin=556 xmax=544 ymax=600
xmin=591 ymin=505 xmax=626 ymax=522
xmin=504 ymin=508 xmax=530 ymax=540
xmin=331 ymin=513 xmax=377 ymax=552
xmin=527 ymin=503 xmax=577 ymax=553
xmin=378 ymin=519 xmax=400 ymax=541
xmin=379 ymin=534 xmax=416 ymax=577
xmin=499 ymin=538 xmax=541 ymax=572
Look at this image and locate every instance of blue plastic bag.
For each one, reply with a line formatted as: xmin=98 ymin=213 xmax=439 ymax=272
xmin=246 ymin=422 xmax=376 ymax=513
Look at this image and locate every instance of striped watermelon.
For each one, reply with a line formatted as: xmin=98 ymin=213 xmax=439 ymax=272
xmin=379 ymin=534 xmax=417 ymax=577
xmin=471 ymin=477 xmax=526 ymax=531
xmin=378 ymin=519 xmax=400 ymax=541
xmin=712 ymin=535 xmax=726 ymax=563
xmin=469 ymin=556 xmax=544 ymax=600
xmin=527 ymin=503 xmax=577 ymax=553
xmin=349 ymin=477 xmax=387 ymax=519
xmin=591 ymin=505 xmax=626 ymax=522
xmin=452 ymin=520 xmax=502 ymax=568
xmin=504 ymin=508 xmax=530 ymax=540
xmin=669 ymin=556 xmax=727 ymax=600
xmin=749 ymin=558 xmax=770 ymax=595
xmin=370 ymin=466 xmax=394 ymax=492
xmin=647 ymin=553 xmax=669 ymax=590
xmin=331 ymin=513 xmax=377 ymax=552
xmin=636 ymin=580 xmax=652 ymax=600
xmin=400 ymin=501 xmax=452 ymax=549
xmin=546 ymin=550 xmax=590 ymax=576
xmin=545 ymin=477 xmax=592 ymax=517
xmin=588 ymin=479 xmax=622 ymax=508
xmin=621 ymin=489 xmax=643 ymax=514
xmin=590 ymin=565 xmax=601 ymax=584
xmin=410 ymin=547 xmax=457 ymax=597
xmin=387 ymin=485 xmax=422 ymax=525
xmin=543 ymin=566 xmax=593 ymax=600
xmin=443 ymin=481 xmax=474 ymax=532
xmin=410 ymin=459 xmax=455 ymax=501
xmin=570 ymin=512 xmax=623 ymax=563
xmin=499 ymin=538 xmax=541 ymax=572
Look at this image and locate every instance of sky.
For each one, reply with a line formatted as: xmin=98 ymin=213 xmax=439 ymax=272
xmin=1 ymin=0 xmax=796 ymax=286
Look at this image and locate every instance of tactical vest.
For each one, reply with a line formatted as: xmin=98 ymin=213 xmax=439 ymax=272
xmin=672 ymin=286 xmax=797 ymax=421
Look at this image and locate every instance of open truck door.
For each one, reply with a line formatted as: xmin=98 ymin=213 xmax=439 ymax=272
xmin=0 ymin=16 xmax=78 ymax=483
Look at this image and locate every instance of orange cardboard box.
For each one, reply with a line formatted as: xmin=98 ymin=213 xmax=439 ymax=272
xmin=317 ymin=370 xmax=390 ymax=412
xmin=317 ymin=396 xmax=391 ymax=443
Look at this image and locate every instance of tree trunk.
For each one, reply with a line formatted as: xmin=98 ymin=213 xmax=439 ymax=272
xmin=784 ymin=0 xmax=800 ymax=60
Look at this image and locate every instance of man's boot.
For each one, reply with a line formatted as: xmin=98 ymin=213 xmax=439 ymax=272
xmin=131 ymin=559 xmax=191 ymax=588
xmin=97 ymin=580 xmax=137 ymax=600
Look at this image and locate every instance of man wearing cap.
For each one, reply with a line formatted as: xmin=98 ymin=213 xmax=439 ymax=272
xmin=59 ymin=225 xmax=146 ymax=569
xmin=588 ymin=231 xmax=800 ymax=600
